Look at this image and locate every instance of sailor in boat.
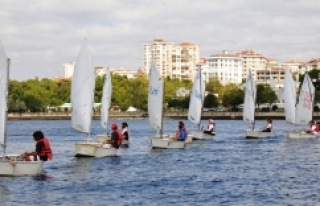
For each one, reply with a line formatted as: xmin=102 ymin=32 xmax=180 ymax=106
xmin=305 ymin=120 xmax=317 ymax=134
xmin=23 ymin=131 xmax=53 ymax=161
xmin=203 ymin=119 xmax=216 ymax=135
xmin=120 ymin=122 xmax=129 ymax=148
xmin=103 ymin=123 xmax=123 ymax=149
xmin=171 ymin=121 xmax=188 ymax=141
xmin=261 ymin=118 xmax=272 ymax=132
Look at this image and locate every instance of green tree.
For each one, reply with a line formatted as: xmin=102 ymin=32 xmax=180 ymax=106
xmin=203 ymin=93 xmax=219 ymax=108
xmin=256 ymin=84 xmax=278 ymax=108
xmin=222 ymin=88 xmax=244 ymax=110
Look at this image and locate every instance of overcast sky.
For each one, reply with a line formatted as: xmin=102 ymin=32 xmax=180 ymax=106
xmin=0 ymin=0 xmax=319 ymax=80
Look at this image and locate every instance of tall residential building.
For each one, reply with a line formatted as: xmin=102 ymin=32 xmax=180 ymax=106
xmin=204 ymin=50 xmax=243 ymax=85
xmin=63 ymin=62 xmax=75 ymax=78
xmin=110 ymin=68 xmax=139 ymax=79
xmin=63 ymin=62 xmax=107 ymax=78
xmin=143 ymin=39 xmax=200 ymax=81
xmin=237 ymin=49 xmax=267 ymax=81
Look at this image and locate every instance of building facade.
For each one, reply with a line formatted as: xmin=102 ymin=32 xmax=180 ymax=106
xmin=204 ymin=50 xmax=243 ymax=85
xmin=63 ymin=62 xmax=75 ymax=78
xmin=143 ymin=39 xmax=200 ymax=81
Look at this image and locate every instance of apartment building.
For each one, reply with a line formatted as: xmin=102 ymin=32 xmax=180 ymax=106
xmin=110 ymin=68 xmax=138 ymax=79
xmin=237 ymin=49 xmax=267 ymax=81
xmin=204 ymin=50 xmax=243 ymax=85
xmin=143 ymin=39 xmax=200 ymax=81
xmin=63 ymin=62 xmax=107 ymax=78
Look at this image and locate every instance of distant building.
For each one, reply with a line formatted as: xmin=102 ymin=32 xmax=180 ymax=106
xmin=204 ymin=50 xmax=243 ymax=85
xmin=63 ymin=62 xmax=75 ymax=78
xmin=110 ymin=68 xmax=138 ymax=79
xmin=143 ymin=39 xmax=200 ymax=81
xmin=237 ymin=49 xmax=267 ymax=81
xmin=63 ymin=62 xmax=107 ymax=78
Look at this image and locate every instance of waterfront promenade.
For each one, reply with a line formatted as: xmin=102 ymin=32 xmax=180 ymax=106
xmin=8 ymin=111 xmax=314 ymax=120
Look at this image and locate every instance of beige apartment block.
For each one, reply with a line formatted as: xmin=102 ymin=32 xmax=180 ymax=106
xmin=143 ymin=39 xmax=200 ymax=81
xmin=237 ymin=49 xmax=267 ymax=81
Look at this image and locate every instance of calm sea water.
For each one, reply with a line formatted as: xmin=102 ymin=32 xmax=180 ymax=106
xmin=0 ymin=119 xmax=320 ymax=206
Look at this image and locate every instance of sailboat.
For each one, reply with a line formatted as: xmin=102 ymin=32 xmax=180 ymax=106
xmin=71 ymin=39 xmax=116 ymax=157
xmin=96 ymin=68 xmax=113 ymax=143
xmin=148 ymin=61 xmax=185 ymax=149
xmin=243 ymin=69 xmax=271 ymax=139
xmin=0 ymin=40 xmax=44 ymax=176
xmin=188 ymin=65 xmax=212 ymax=140
xmin=285 ymin=70 xmax=316 ymax=139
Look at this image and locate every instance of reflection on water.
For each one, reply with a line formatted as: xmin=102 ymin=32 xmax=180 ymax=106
xmin=0 ymin=119 xmax=319 ymax=205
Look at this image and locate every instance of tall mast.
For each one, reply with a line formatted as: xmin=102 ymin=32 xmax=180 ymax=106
xmin=197 ymin=64 xmax=204 ymax=131
xmin=3 ymin=58 xmax=10 ymax=155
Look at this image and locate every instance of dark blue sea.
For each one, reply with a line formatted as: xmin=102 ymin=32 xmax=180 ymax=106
xmin=0 ymin=119 xmax=320 ymax=206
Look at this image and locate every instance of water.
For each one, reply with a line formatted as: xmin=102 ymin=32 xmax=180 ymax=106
xmin=0 ymin=119 xmax=320 ymax=206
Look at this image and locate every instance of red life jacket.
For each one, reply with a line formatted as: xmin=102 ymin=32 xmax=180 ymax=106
xmin=37 ymin=137 xmax=53 ymax=160
xmin=117 ymin=131 xmax=123 ymax=146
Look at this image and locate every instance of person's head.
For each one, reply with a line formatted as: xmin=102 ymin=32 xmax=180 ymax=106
xmin=209 ymin=119 xmax=214 ymax=124
xmin=122 ymin=122 xmax=128 ymax=129
xmin=33 ymin=131 xmax=44 ymax=141
xmin=179 ymin=121 xmax=184 ymax=127
xmin=111 ymin=123 xmax=118 ymax=131
xmin=267 ymin=118 xmax=272 ymax=124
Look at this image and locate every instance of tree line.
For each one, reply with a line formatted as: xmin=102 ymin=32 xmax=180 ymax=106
xmin=8 ymin=70 xmax=320 ymax=113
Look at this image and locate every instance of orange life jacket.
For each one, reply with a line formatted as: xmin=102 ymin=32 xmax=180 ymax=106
xmin=37 ymin=137 xmax=53 ymax=160
xmin=117 ymin=131 xmax=123 ymax=146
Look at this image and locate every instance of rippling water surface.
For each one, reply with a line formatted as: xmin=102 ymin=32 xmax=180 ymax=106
xmin=0 ymin=119 xmax=320 ymax=206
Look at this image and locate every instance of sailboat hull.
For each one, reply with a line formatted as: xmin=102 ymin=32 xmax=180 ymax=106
xmin=150 ymin=136 xmax=185 ymax=149
xmin=190 ymin=131 xmax=214 ymax=140
xmin=96 ymin=134 xmax=111 ymax=143
xmin=0 ymin=155 xmax=44 ymax=176
xmin=246 ymin=131 xmax=271 ymax=139
xmin=75 ymin=142 xmax=117 ymax=157
xmin=287 ymin=132 xmax=318 ymax=139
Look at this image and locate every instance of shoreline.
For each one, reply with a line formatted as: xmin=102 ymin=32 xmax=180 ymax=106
xmin=6 ymin=111 xmax=306 ymax=120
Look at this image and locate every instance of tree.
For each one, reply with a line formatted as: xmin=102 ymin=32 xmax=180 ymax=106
xmin=222 ymin=88 xmax=244 ymax=110
xmin=256 ymin=84 xmax=278 ymax=108
xmin=203 ymin=93 xmax=219 ymax=108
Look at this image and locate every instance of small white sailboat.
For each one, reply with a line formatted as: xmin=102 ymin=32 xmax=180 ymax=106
xmin=97 ymin=68 xmax=112 ymax=143
xmin=188 ymin=65 xmax=213 ymax=140
xmin=71 ymin=39 xmax=116 ymax=157
xmin=285 ymin=70 xmax=316 ymax=139
xmin=148 ymin=61 xmax=185 ymax=149
xmin=243 ymin=70 xmax=271 ymax=139
xmin=0 ymin=40 xmax=43 ymax=176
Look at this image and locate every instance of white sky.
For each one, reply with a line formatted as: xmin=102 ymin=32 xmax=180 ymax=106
xmin=0 ymin=0 xmax=319 ymax=80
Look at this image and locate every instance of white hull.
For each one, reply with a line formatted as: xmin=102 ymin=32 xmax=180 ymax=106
xmin=96 ymin=134 xmax=111 ymax=143
xmin=150 ymin=136 xmax=185 ymax=149
xmin=246 ymin=131 xmax=271 ymax=139
xmin=75 ymin=142 xmax=117 ymax=157
xmin=0 ymin=154 xmax=44 ymax=176
xmin=288 ymin=131 xmax=318 ymax=139
xmin=190 ymin=131 xmax=214 ymax=140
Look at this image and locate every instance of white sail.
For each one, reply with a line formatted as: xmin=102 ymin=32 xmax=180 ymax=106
xmin=188 ymin=66 xmax=205 ymax=125
xmin=243 ymin=70 xmax=256 ymax=124
xmin=283 ymin=69 xmax=297 ymax=124
xmin=0 ymin=40 xmax=8 ymax=147
xmin=148 ymin=61 xmax=163 ymax=130
xmin=100 ymin=68 xmax=112 ymax=129
xmin=71 ymin=39 xmax=96 ymax=133
xmin=295 ymin=74 xmax=315 ymax=124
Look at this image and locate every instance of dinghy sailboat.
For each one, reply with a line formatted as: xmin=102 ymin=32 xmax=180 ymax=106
xmin=148 ymin=61 xmax=185 ymax=149
xmin=243 ymin=70 xmax=271 ymax=139
xmin=96 ymin=68 xmax=113 ymax=143
xmin=71 ymin=39 xmax=116 ymax=157
xmin=188 ymin=65 xmax=213 ymax=140
xmin=285 ymin=70 xmax=316 ymax=139
xmin=0 ymin=40 xmax=44 ymax=176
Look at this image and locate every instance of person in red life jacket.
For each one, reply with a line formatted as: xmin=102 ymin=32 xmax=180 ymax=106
xmin=23 ymin=131 xmax=53 ymax=161
xmin=104 ymin=123 xmax=123 ymax=149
